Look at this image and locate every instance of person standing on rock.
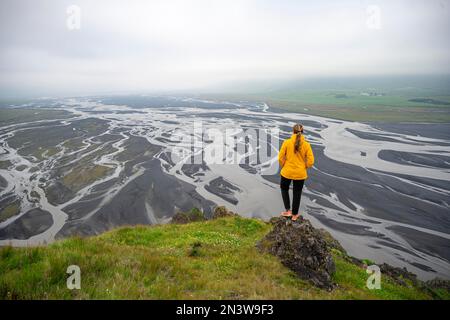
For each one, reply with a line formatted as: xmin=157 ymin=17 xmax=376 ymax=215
xmin=278 ymin=123 xmax=315 ymax=221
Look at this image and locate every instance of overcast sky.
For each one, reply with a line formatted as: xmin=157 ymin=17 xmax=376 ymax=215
xmin=0 ymin=0 xmax=449 ymax=98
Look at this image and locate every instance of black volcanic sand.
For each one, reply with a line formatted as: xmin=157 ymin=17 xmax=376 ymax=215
xmin=369 ymin=169 xmax=450 ymax=197
xmin=308 ymin=211 xmax=382 ymax=237
xmin=0 ymin=174 xmax=7 ymax=190
xmin=205 ymin=177 xmax=241 ymax=205
xmin=57 ymin=156 xmax=216 ymax=238
xmin=336 ymin=213 xmax=381 ymax=225
xmin=0 ymin=208 xmax=53 ymax=240
xmin=159 ymin=151 xmax=176 ymax=167
xmin=311 ymin=211 xmax=441 ymax=272
xmin=90 ymin=178 xmax=118 ymax=193
xmin=387 ymin=225 xmax=450 ymax=263
xmin=181 ymin=162 xmax=209 ymax=179
xmin=409 ymin=262 xmax=437 ymax=273
xmin=61 ymin=135 xmax=161 ymax=220
xmin=83 ymin=110 xmax=147 ymax=115
xmin=45 ymin=181 xmax=78 ymax=206
xmin=62 ymin=180 xmax=119 ymax=221
xmin=116 ymin=135 xmax=161 ymax=177
xmin=91 ymin=133 xmax=123 ymax=144
xmin=375 ymin=240 xmax=423 ymax=260
xmin=306 ymin=193 xmax=347 ymax=213
xmin=239 ymin=163 xmax=258 ymax=174
xmin=378 ymin=150 xmax=450 ymax=169
xmin=307 ymin=146 xmax=450 ymax=234
xmin=372 ymin=123 xmax=450 ymax=140
xmin=200 ymin=112 xmax=264 ymax=122
xmin=7 ymin=118 xmax=110 ymax=160
xmin=346 ymin=128 xmax=418 ymax=145
xmin=58 ymin=136 xmax=214 ymax=237
xmin=45 ymin=135 xmax=153 ymax=206
xmin=98 ymin=96 xmax=240 ymax=110
xmin=45 ymin=138 xmax=119 ymax=204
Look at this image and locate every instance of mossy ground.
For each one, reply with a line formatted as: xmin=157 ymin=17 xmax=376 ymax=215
xmin=62 ymin=164 xmax=113 ymax=192
xmin=0 ymin=216 xmax=447 ymax=300
xmin=0 ymin=202 xmax=21 ymax=223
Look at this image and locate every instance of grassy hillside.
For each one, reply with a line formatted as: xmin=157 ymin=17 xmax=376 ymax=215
xmin=0 ymin=215 xmax=447 ymax=300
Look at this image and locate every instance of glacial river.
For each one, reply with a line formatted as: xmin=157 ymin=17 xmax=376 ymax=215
xmin=0 ymin=96 xmax=449 ymax=280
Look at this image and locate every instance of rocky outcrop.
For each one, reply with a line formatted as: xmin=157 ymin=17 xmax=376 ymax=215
xmin=317 ymin=228 xmax=347 ymax=253
xmin=425 ymin=278 xmax=450 ymax=291
xmin=170 ymin=208 xmax=206 ymax=224
xmin=257 ymin=217 xmax=336 ymax=290
xmin=171 ymin=206 xmax=238 ymax=224
xmin=379 ymin=263 xmax=418 ymax=286
xmin=211 ymin=206 xmax=238 ymax=219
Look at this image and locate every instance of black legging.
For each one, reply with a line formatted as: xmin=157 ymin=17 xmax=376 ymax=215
xmin=280 ymin=176 xmax=305 ymax=215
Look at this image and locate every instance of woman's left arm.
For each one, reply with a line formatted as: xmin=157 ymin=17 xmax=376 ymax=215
xmin=278 ymin=141 xmax=287 ymax=167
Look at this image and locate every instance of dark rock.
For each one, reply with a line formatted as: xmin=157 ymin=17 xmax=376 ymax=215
xmin=268 ymin=216 xmax=280 ymax=225
xmin=317 ymin=228 xmax=347 ymax=254
xmin=346 ymin=256 xmax=365 ymax=268
xmin=189 ymin=241 xmax=202 ymax=257
xmin=420 ymin=278 xmax=450 ymax=299
xmin=257 ymin=217 xmax=336 ymax=290
xmin=171 ymin=208 xmax=205 ymax=224
xmin=424 ymin=278 xmax=450 ymax=291
xmin=170 ymin=212 xmax=191 ymax=224
xmin=211 ymin=206 xmax=238 ymax=219
xmin=379 ymin=263 xmax=418 ymax=286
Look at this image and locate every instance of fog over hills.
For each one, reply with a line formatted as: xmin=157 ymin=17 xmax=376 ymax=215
xmin=1 ymin=0 xmax=450 ymax=98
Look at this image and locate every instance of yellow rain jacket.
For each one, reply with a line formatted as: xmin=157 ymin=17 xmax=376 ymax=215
xmin=278 ymin=134 xmax=315 ymax=180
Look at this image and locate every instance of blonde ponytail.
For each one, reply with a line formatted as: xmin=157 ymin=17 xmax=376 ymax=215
xmin=293 ymin=124 xmax=303 ymax=153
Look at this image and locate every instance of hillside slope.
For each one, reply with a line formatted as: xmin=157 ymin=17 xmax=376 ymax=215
xmin=0 ymin=213 xmax=448 ymax=300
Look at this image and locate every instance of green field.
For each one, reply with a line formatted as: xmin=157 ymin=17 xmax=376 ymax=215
xmin=201 ymin=89 xmax=450 ymax=122
xmin=1 ymin=215 xmax=447 ymax=300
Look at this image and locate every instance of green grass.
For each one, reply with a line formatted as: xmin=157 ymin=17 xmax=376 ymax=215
xmin=32 ymin=146 xmax=59 ymax=162
xmin=200 ymin=91 xmax=450 ymax=122
xmin=0 ymin=216 xmax=447 ymax=300
xmin=265 ymin=90 xmax=450 ymax=108
xmin=62 ymin=138 xmax=86 ymax=152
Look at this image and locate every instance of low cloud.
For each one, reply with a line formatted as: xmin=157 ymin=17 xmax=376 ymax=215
xmin=0 ymin=0 xmax=449 ymax=97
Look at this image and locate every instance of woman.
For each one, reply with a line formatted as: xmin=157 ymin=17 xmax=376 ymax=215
xmin=278 ymin=124 xmax=315 ymax=221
